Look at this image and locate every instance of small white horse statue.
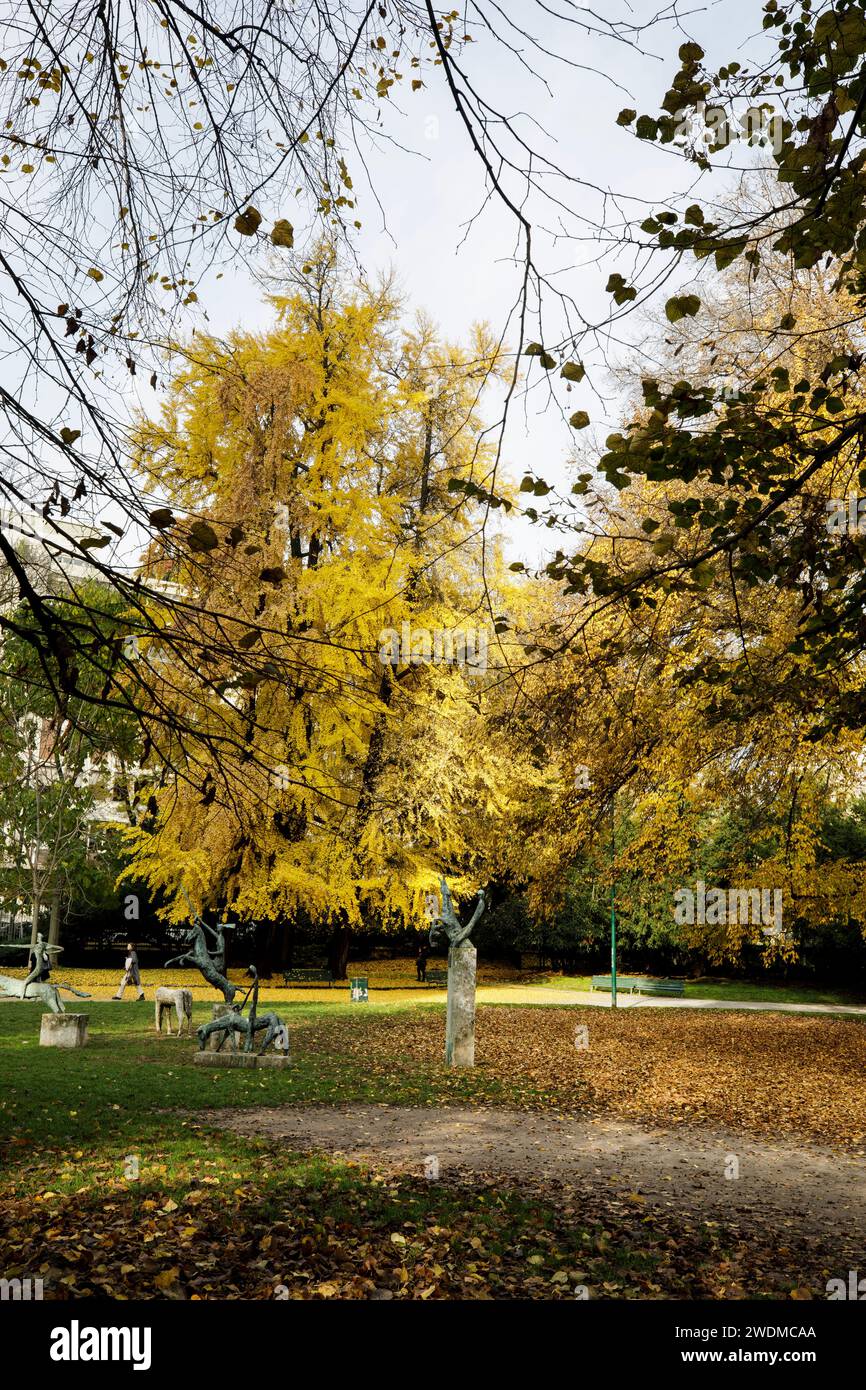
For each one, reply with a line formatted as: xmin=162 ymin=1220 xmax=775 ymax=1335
xmin=155 ymin=986 xmax=193 ymax=1036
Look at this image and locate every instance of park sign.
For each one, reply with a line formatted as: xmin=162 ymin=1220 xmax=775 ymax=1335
xmin=350 ymin=977 xmax=368 ymax=1003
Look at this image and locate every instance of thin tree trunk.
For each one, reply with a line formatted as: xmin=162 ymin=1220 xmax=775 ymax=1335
xmin=48 ymin=885 xmax=61 ymax=948
xmin=29 ymin=896 xmax=41 ymax=948
xmin=327 ymin=924 xmax=351 ymax=981
xmin=347 ymin=404 xmax=434 ymax=959
xmin=257 ymin=922 xmax=277 ymax=978
xmin=280 ymin=921 xmax=293 ymax=971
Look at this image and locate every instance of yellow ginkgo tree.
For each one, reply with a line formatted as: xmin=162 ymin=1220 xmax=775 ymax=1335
xmin=123 ymin=247 xmax=540 ymax=971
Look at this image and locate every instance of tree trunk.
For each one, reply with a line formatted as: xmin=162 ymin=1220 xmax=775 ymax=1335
xmin=29 ymin=896 xmax=41 ymax=948
xmin=327 ymin=925 xmax=351 ymax=980
xmin=279 ymin=921 xmax=293 ymax=971
xmin=257 ymin=922 xmax=278 ymax=978
xmin=48 ymin=885 xmax=61 ymax=948
xmin=254 ymin=919 xmax=296 ymax=976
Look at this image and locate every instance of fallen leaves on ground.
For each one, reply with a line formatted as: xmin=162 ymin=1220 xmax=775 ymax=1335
xmin=0 ymin=1154 xmax=852 ymax=1301
xmin=0 ymin=958 xmax=526 ymax=1001
xmin=295 ymin=1007 xmax=866 ymax=1149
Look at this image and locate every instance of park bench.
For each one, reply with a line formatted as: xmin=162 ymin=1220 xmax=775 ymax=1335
xmin=633 ymin=978 xmax=684 ymax=997
xmin=282 ymin=967 xmax=335 ymax=987
xmin=590 ymin=975 xmax=643 ymax=993
xmin=590 ymin=974 xmax=685 ymax=997
xmin=425 ymin=968 xmax=447 ymax=986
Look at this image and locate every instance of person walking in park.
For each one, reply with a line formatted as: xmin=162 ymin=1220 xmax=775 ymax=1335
xmin=113 ymin=941 xmax=145 ymax=1000
xmin=416 ymin=939 xmax=429 ymax=983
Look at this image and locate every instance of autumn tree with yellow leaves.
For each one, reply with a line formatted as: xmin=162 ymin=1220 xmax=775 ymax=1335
xmin=507 ymin=240 xmax=866 ymax=969
xmin=123 ymin=248 xmax=541 ymax=973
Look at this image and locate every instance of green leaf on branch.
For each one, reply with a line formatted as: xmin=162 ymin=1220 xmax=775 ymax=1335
xmin=665 ymin=294 xmax=701 ymax=323
xmin=635 ymin=115 xmax=659 ymax=140
xmin=606 ymin=274 xmax=637 ymax=305
xmin=714 ymin=241 xmax=746 ymax=270
xmin=605 ymin=470 xmax=630 ymax=490
xmin=561 ymin=361 xmax=586 ymax=382
xmin=524 ymin=343 xmax=557 ymax=369
xmin=188 ymin=521 xmax=220 ymax=552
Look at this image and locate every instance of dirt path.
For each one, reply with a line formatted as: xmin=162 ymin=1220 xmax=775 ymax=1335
xmin=211 ymin=1103 xmax=866 ymax=1247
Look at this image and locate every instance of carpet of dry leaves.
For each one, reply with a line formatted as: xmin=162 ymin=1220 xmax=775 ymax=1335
xmin=3 ymin=1157 xmax=855 ymax=1301
xmin=4 ymin=1002 xmax=865 ymax=1300
xmin=1 ymin=958 xmax=524 ymax=1001
xmin=295 ymin=1005 xmax=866 ymax=1148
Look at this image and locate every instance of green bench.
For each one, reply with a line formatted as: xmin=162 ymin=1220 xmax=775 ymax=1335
xmin=282 ymin=968 xmax=335 ymax=987
xmin=425 ymin=969 xmax=447 ymax=986
xmin=633 ymin=978 xmax=684 ymax=997
xmin=590 ymin=975 xmax=643 ymax=993
xmin=590 ymin=975 xmax=685 ymax=997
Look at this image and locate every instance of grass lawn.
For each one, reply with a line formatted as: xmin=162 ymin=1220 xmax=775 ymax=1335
xmin=537 ymin=973 xmax=865 ymax=1007
xmin=0 ymin=1000 xmax=671 ymax=1300
xmin=681 ymin=978 xmax=865 ymax=1004
xmin=2 ymin=996 xmax=864 ymax=1299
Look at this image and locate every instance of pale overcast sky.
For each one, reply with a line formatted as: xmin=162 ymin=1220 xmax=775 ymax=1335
xmin=168 ymin=0 xmax=768 ymax=567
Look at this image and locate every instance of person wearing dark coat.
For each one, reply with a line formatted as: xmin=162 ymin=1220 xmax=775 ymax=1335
xmin=416 ymin=940 xmax=429 ymax=982
xmin=113 ymin=941 xmax=145 ymax=1000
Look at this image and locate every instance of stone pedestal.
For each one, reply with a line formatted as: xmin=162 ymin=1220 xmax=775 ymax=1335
xmin=193 ymin=1052 xmax=291 ymax=1069
xmin=206 ymin=1001 xmax=235 ymax=1051
xmin=445 ymin=942 xmax=476 ymax=1067
xmin=40 ymin=1013 xmax=88 ymax=1048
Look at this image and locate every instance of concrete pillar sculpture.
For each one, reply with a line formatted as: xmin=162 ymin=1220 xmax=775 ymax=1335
xmin=429 ymin=877 xmax=486 ymax=1068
